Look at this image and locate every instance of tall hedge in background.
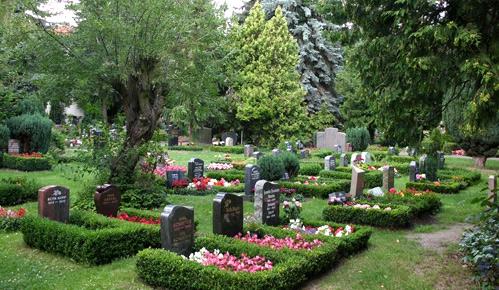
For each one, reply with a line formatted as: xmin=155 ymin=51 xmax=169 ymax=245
xmin=0 ymin=124 xmax=9 ymax=151
xmin=346 ymin=127 xmax=370 ymax=151
xmin=6 ymin=114 xmax=52 ymax=153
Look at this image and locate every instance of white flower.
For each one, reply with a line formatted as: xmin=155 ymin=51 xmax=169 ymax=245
xmin=384 ymin=207 xmax=392 ymax=211
xmin=345 ymin=225 xmax=352 ymax=234
xmin=372 ymin=205 xmax=380 ymax=210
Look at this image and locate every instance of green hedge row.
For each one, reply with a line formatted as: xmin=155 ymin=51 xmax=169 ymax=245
xmin=209 ymin=146 xmax=245 ymax=154
xmin=166 ymin=185 xmax=244 ymax=196
xmin=136 ymin=222 xmax=371 ymax=289
xmin=206 ymin=170 xmax=245 ymax=182
xmin=437 ymin=168 xmax=481 ymax=185
xmin=361 ymin=194 xmax=442 ymax=218
xmin=369 ymin=161 xmax=410 ymax=174
xmin=168 ymin=146 xmax=203 ymax=151
xmin=278 ymin=180 xmax=350 ymax=198
xmin=1 ymin=154 xmax=52 ymax=171
xmin=319 ymin=170 xmax=383 ymax=188
xmin=323 ymin=203 xmax=412 ymax=228
xmin=0 ymin=217 xmax=23 ymax=232
xmin=0 ymin=177 xmax=40 ymax=206
xmin=21 ymin=210 xmax=160 ymax=264
xmin=405 ymin=181 xmax=462 ymax=193
xmin=298 ymin=163 xmax=323 ymax=176
xmin=385 ymin=155 xmax=417 ymax=163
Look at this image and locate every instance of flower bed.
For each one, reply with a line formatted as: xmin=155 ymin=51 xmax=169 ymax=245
xmin=187 ymin=177 xmax=241 ymax=191
xmin=187 ymin=247 xmax=273 ymax=272
xmin=207 ymin=163 xmax=234 ymax=170
xmin=405 ymin=180 xmax=462 ymax=193
xmin=0 ymin=206 xmax=26 ymax=231
xmin=234 ymin=232 xmax=322 ymax=250
xmin=153 ymin=165 xmax=187 ymax=177
xmin=286 ymin=219 xmax=355 ymax=238
xmin=278 ymin=180 xmax=350 ymax=198
xmin=206 ymin=169 xmax=245 ymax=182
xmin=323 ymin=202 xmax=412 ymax=228
xmin=21 ymin=210 xmax=160 ymax=264
xmin=115 ymin=212 xmax=160 ymax=225
xmin=1 ymin=153 xmax=51 ymax=171
xmin=363 ymin=188 xmax=442 ymax=217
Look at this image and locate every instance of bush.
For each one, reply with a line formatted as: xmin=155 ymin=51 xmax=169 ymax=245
xmin=50 ymin=129 xmax=66 ymax=151
xmin=362 ymin=193 xmax=442 ymax=217
xmin=122 ymin=187 xmax=168 ymax=209
xmin=0 ymin=177 xmax=40 ymax=206
xmin=323 ymin=203 xmax=412 ymax=228
xmin=405 ymin=181 xmax=462 ymax=193
xmin=368 ymin=161 xmax=410 ymax=175
xmin=206 ymin=170 xmax=245 ymax=182
xmin=298 ymin=163 xmax=322 ymax=176
xmin=258 ymin=155 xmax=285 ymax=181
xmin=319 ymin=170 xmax=383 ymax=188
xmin=1 ymin=154 xmax=52 ymax=171
xmin=168 ymin=146 xmax=203 ymax=151
xmin=21 ymin=210 xmax=160 ymax=265
xmin=280 ymin=152 xmax=300 ymax=178
xmin=346 ymin=127 xmax=370 ymax=151
xmin=311 ymin=149 xmax=334 ymax=159
xmin=437 ymin=168 xmax=481 ymax=185
xmin=385 ymin=155 xmax=416 ymax=163
xmin=278 ymin=180 xmax=350 ymax=198
xmin=0 ymin=216 xmax=24 ymax=232
xmin=6 ymin=113 xmax=52 ymax=154
xmin=209 ymin=146 xmax=244 ymax=154
xmin=0 ymin=124 xmax=9 ymax=151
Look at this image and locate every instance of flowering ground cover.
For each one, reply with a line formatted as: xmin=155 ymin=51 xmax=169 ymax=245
xmin=186 ymin=247 xmax=273 ymax=272
xmin=234 ymin=232 xmax=323 ymax=250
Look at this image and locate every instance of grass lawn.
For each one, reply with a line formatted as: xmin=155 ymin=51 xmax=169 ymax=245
xmin=0 ymin=151 xmax=489 ymax=289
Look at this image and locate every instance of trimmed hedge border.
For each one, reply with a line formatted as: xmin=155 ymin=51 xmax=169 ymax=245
xmin=0 ymin=217 xmax=23 ymax=232
xmin=209 ymin=146 xmax=245 ymax=154
xmin=405 ymin=181 xmax=462 ymax=193
xmin=278 ymin=180 xmax=350 ymax=198
xmin=437 ymin=168 xmax=481 ymax=185
xmin=323 ymin=203 xmax=412 ymax=228
xmin=319 ymin=170 xmax=383 ymax=188
xmin=136 ymin=222 xmax=371 ymax=289
xmin=166 ymin=185 xmax=244 ymax=196
xmin=1 ymin=154 xmax=51 ymax=171
xmin=206 ymin=170 xmax=245 ymax=182
xmin=21 ymin=210 xmax=160 ymax=264
xmin=298 ymin=163 xmax=323 ymax=176
xmin=0 ymin=177 xmax=40 ymax=206
xmin=361 ymin=194 xmax=442 ymax=217
xmin=168 ymin=146 xmax=203 ymax=151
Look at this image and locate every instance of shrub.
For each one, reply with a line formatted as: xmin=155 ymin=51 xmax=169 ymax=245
xmin=437 ymin=168 xmax=481 ymax=185
xmin=298 ymin=163 xmax=322 ymax=176
xmin=368 ymin=161 xmax=410 ymax=175
xmin=0 ymin=177 xmax=40 ymax=206
xmin=280 ymin=152 xmax=300 ymax=178
xmin=206 ymin=170 xmax=245 ymax=182
xmin=258 ymin=155 xmax=285 ymax=181
xmin=168 ymin=146 xmax=203 ymax=151
xmin=6 ymin=114 xmax=52 ymax=154
xmin=362 ymin=193 xmax=442 ymax=217
xmin=278 ymin=180 xmax=350 ymax=198
xmin=1 ymin=154 xmax=52 ymax=171
xmin=323 ymin=203 xmax=412 ymax=228
xmin=50 ymin=129 xmax=66 ymax=151
xmin=209 ymin=146 xmax=244 ymax=154
xmin=319 ymin=170 xmax=383 ymax=188
xmin=21 ymin=210 xmax=160 ymax=265
xmin=0 ymin=124 xmax=9 ymax=151
xmin=442 ymin=141 xmax=458 ymax=154
xmin=405 ymin=181 xmax=462 ymax=193
xmin=346 ymin=127 xmax=370 ymax=151
xmin=311 ymin=149 xmax=334 ymax=158
xmin=385 ymin=155 xmax=416 ymax=163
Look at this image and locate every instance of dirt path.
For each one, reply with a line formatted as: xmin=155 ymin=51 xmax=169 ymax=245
xmin=407 ymin=223 xmax=472 ymax=254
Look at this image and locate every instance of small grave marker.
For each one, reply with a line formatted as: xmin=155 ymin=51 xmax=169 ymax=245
xmin=244 ymin=144 xmax=254 ymax=157
xmin=187 ymin=158 xmax=204 ymax=180
xmin=340 ymin=154 xmax=348 ymax=167
xmin=382 ymin=166 xmax=395 ymax=192
xmin=254 ymin=180 xmax=280 ymax=226
xmin=350 ymin=166 xmax=365 ymax=197
xmin=38 ymin=185 xmax=70 ymax=223
xmin=252 ymin=151 xmax=263 ymax=160
xmin=244 ymin=164 xmax=261 ymax=199
xmin=213 ymin=193 xmax=243 ymax=237
xmin=94 ymin=184 xmax=121 ymax=217
xmin=324 ymin=155 xmax=336 ymax=171
xmin=160 ymin=205 xmax=194 ymax=256
xmin=409 ymin=161 xmax=417 ymax=182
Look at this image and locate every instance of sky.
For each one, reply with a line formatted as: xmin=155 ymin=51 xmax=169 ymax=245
xmin=34 ymin=0 xmax=247 ymax=26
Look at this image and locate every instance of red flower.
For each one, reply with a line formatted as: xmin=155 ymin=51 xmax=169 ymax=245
xmin=115 ymin=213 xmax=160 ymax=225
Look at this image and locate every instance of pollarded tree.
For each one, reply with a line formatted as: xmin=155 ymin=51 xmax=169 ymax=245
xmin=26 ymin=0 xmax=224 ymax=183
xmin=240 ymin=0 xmax=343 ymax=118
xmin=228 ymin=4 xmax=309 ymax=146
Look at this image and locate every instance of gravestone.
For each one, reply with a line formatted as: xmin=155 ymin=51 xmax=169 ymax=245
xmin=350 ymin=153 xmax=361 ymax=165
xmin=285 ymin=141 xmax=293 ymax=152
xmin=488 ymin=175 xmax=497 ymax=205
xmin=388 ymin=146 xmax=397 ymax=155
xmin=166 ymin=170 xmax=185 ymax=188
xmin=8 ymin=139 xmax=20 ymax=154
xmin=295 ymin=140 xmax=304 ymax=150
xmin=94 ymin=184 xmax=121 ymax=217
xmin=382 ymin=166 xmax=395 ymax=192
xmin=324 ymin=155 xmax=336 ymax=171
xmin=346 ymin=143 xmax=353 ymax=152
xmin=437 ymin=152 xmax=445 ymax=169
xmin=349 ymin=166 xmax=365 ymax=197
xmin=419 ymin=155 xmax=427 ymax=172
xmin=187 ymin=158 xmax=204 ymax=180
xmin=316 ymin=132 xmax=325 ymax=148
xmin=361 ymin=152 xmax=372 ymax=163
xmin=337 ymin=133 xmax=347 ymax=152
xmin=160 ymin=205 xmax=194 ymax=256
xmin=324 ymin=128 xmax=338 ymax=149
xmin=38 ymin=185 xmax=70 ymax=223
xmin=300 ymin=149 xmax=309 ymax=159
xmin=272 ymin=148 xmax=281 ymax=157
xmin=334 ymin=145 xmax=343 ymax=153
xmin=213 ymin=193 xmax=243 ymax=237
xmin=409 ymin=161 xmax=418 ymax=182
xmin=168 ymin=136 xmax=179 ymax=146
xmin=328 ymin=192 xmax=347 ymax=205
xmin=368 ymin=187 xmax=384 ymax=197
xmin=252 ymin=151 xmax=263 ymax=160
xmin=222 ymin=132 xmax=238 ymax=145
xmin=225 ymin=137 xmax=234 ymax=147
xmin=340 ymin=154 xmax=349 ymax=167
xmin=244 ymin=144 xmax=254 ymax=157
xmin=244 ymin=164 xmax=261 ymax=198
xmin=254 ymin=180 xmax=280 ymax=226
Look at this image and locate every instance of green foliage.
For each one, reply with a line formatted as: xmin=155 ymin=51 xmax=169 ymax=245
xmin=50 ymin=129 xmax=66 ymax=151
xmin=258 ymin=155 xmax=285 ymax=181
xmin=16 ymin=96 xmax=45 ymax=115
xmin=363 ymin=193 xmax=442 ymax=218
xmin=209 ymin=146 xmax=244 ymax=154
xmin=437 ymin=168 xmax=481 ymax=185
xmin=323 ymin=203 xmax=412 ymax=228
xmin=280 ymin=152 xmax=300 ymax=178
xmin=421 ymin=129 xmax=444 ymax=155
xmin=228 ymin=4 xmax=309 ymax=146
xmin=298 ymin=163 xmax=322 ymax=176
xmin=168 ymin=146 xmax=203 ymax=152
xmin=6 ymin=114 xmax=52 ymax=153
xmin=346 ymin=127 xmax=370 ymax=151
xmin=442 ymin=141 xmax=458 ymax=154
xmin=0 ymin=177 xmax=40 ymax=206
xmin=122 ymin=187 xmax=168 ymax=210
xmin=206 ymin=170 xmax=245 ymax=182
xmin=406 ymin=181 xmax=462 ymax=194
xmin=278 ymin=180 xmax=350 ymax=198
xmin=0 ymin=124 xmax=9 ymax=150
xmin=319 ymin=170 xmax=383 ymax=188
xmin=0 ymin=216 xmax=23 ymax=232
xmin=21 ymin=210 xmax=160 ymax=265
xmin=1 ymin=154 xmax=51 ymax=171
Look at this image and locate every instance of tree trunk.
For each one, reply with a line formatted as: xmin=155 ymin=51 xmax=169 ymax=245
xmin=108 ymin=58 xmax=165 ymax=185
xmin=473 ymin=156 xmax=487 ymax=169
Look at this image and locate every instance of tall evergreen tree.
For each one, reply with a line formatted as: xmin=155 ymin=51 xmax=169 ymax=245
xmin=228 ymin=3 xmax=308 ymax=146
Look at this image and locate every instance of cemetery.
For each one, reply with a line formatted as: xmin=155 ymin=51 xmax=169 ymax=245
xmin=0 ymin=0 xmax=498 ymax=289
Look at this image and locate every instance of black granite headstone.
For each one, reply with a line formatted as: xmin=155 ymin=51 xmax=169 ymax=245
xmin=160 ymin=205 xmax=194 ymax=256
xmin=324 ymin=155 xmax=336 ymax=170
xmin=166 ymin=170 xmax=186 ymax=188
xmin=213 ymin=193 xmax=243 ymax=237
xmin=252 ymin=151 xmax=263 ymax=160
xmin=187 ymin=158 xmax=204 ymax=180
xmin=254 ymin=180 xmax=280 ymax=226
xmin=244 ymin=164 xmax=261 ymax=198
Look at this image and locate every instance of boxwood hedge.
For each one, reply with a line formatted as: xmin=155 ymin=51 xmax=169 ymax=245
xmin=206 ymin=170 xmax=245 ymax=182
xmin=437 ymin=168 xmax=481 ymax=185
xmin=319 ymin=170 xmax=383 ymax=188
xmin=360 ymin=193 xmax=442 ymax=217
xmin=1 ymin=154 xmax=52 ymax=171
xmin=0 ymin=177 xmax=40 ymax=206
xmin=405 ymin=181 xmax=462 ymax=193
xmin=278 ymin=180 xmax=350 ymax=198
xmin=209 ymin=146 xmax=245 ymax=154
xmin=21 ymin=210 xmax=160 ymax=264
xmin=168 ymin=146 xmax=203 ymax=151
xmin=323 ymin=203 xmax=412 ymax=228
